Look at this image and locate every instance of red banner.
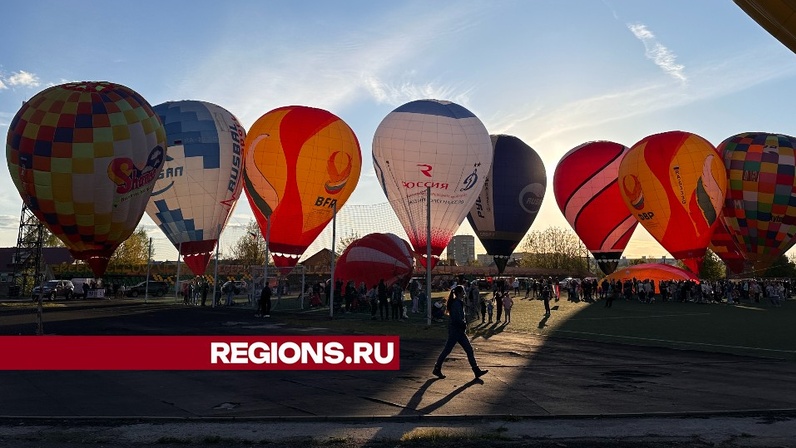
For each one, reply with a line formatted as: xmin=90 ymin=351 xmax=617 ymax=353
xmin=0 ymin=335 xmax=400 ymax=370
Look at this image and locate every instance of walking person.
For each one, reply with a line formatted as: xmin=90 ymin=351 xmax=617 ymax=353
xmin=256 ymin=281 xmax=272 ymax=317
xmin=432 ymin=285 xmax=489 ymax=380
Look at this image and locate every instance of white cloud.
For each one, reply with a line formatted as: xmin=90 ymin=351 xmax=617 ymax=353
xmin=628 ymin=23 xmax=686 ymax=83
xmin=0 ymin=79 xmax=6 ymax=90
xmin=361 ymin=74 xmax=472 ymax=108
xmin=6 ymin=70 xmax=41 ymax=88
xmin=171 ymin=4 xmax=484 ymax=127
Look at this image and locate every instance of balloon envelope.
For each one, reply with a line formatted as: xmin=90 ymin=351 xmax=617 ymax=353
xmin=334 ymin=233 xmax=414 ymax=289
xmin=734 ymin=0 xmax=796 ymax=54
xmin=244 ymin=105 xmax=362 ymax=274
xmin=709 ymin=216 xmax=747 ymax=275
xmin=604 ymin=263 xmax=699 ymax=293
xmin=719 ymin=132 xmax=796 ymax=272
xmin=467 ymin=134 xmax=546 ymax=274
xmin=618 ymin=131 xmax=727 ymax=274
xmin=147 ymin=100 xmax=246 ymax=275
xmin=372 ymin=99 xmax=493 ymax=268
xmin=6 ymin=81 xmax=166 ymax=277
xmin=554 ymin=141 xmax=638 ymax=275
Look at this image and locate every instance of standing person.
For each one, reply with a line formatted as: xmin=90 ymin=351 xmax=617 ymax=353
xmin=257 ymin=281 xmax=272 ymax=317
xmin=432 ymin=285 xmax=488 ymax=380
xmin=377 ymin=279 xmax=389 ymax=321
xmin=502 ymin=293 xmax=514 ymax=324
xmin=495 ymin=290 xmax=504 ymax=323
xmin=200 ymin=280 xmax=209 ymax=307
xmin=390 ymin=283 xmax=403 ymax=320
xmin=542 ymin=283 xmax=551 ymax=317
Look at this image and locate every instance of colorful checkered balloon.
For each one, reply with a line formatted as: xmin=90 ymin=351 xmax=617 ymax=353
xmin=5 ymin=81 xmax=166 ymax=277
xmin=720 ymin=132 xmax=796 ymax=272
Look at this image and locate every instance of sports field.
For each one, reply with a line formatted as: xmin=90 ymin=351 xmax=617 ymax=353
xmin=276 ymin=290 xmax=796 ymax=361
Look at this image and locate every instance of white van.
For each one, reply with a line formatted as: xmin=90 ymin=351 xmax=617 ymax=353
xmin=71 ymin=278 xmax=94 ymax=298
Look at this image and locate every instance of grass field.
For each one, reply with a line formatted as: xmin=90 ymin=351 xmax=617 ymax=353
xmin=5 ymin=289 xmax=794 ymax=361
xmin=272 ymin=290 xmax=796 ymax=361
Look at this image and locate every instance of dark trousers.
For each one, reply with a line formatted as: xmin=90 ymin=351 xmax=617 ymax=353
xmin=543 ymin=296 xmax=551 ymax=314
xmin=260 ymin=297 xmax=271 ymax=315
xmin=496 ymin=302 xmax=503 ymax=321
xmin=435 ymin=329 xmax=478 ymax=370
xmin=379 ymin=299 xmax=388 ymax=319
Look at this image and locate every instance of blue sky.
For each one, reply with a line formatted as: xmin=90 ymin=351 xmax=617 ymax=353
xmin=2 ymin=1 xmax=795 ymax=263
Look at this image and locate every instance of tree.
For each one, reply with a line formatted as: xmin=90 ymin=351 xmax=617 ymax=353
xmin=521 ymin=226 xmax=590 ymax=272
xmin=763 ymin=254 xmax=796 ymax=278
xmin=698 ymin=249 xmax=725 ymax=281
xmin=108 ymin=227 xmax=151 ymax=267
xmin=336 ymin=232 xmax=360 ymax=256
xmin=227 ymin=220 xmax=267 ymax=268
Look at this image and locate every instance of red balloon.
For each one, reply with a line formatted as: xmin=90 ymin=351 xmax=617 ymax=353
xmin=334 ymin=233 xmax=415 ymax=289
xmin=554 ymin=141 xmax=638 ymax=275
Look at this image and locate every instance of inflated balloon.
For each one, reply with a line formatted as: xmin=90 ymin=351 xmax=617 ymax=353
xmin=720 ymin=132 xmax=796 ymax=272
xmin=618 ymin=131 xmax=727 ymax=274
xmin=467 ymin=135 xmax=545 ymax=274
xmin=709 ymin=216 xmax=747 ymax=275
xmin=554 ymin=141 xmax=638 ymax=275
xmin=147 ymin=100 xmax=246 ymax=275
xmin=334 ymin=233 xmax=414 ymax=289
xmin=604 ymin=263 xmax=699 ymax=293
xmin=734 ymin=0 xmax=796 ymax=54
xmin=243 ymin=105 xmax=362 ymax=273
xmin=6 ymin=81 xmax=166 ymax=277
xmin=372 ymin=99 xmax=493 ymax=268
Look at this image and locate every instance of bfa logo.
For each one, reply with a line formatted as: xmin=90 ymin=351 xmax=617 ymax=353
xmin=460 ymin=163 xmax=481 ymax=192
xmin=324 ymin=151 xmax=353 ymax=195
xmin=417 ymin=164 xmax=433 ymax=177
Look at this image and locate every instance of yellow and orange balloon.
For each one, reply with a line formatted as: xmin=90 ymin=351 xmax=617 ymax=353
xmin=618 ymin=131 xmax=727 ymax=274
xmin=243 ymin=105 xmax=362 ymax=273
xmin=6 ymin=81 xmax=166 ymax=277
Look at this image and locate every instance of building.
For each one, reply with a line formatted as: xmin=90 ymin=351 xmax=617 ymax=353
xmin=446 ymin=235 xmax=475 ymax=266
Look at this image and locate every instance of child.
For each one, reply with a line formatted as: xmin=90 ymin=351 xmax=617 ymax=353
xmin=486 ymin=297 xmax=494 ymax=323
xmin=502 ymin=293 xmax=514 ymax=324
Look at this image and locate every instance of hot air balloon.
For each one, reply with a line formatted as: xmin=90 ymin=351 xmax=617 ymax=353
xmin=734 ymin=0 xmax=796 ymax=54
xmin=466 ymin=135 xmax=545 ymax=274
xmin=372 ymin=99 xmax=493 ymax=268
xmin=618 ymin=131 xmax=727 ymax=274
xmin=146 ymin=100 xmax=246 ymax=276
xmin=6 ymin=81 xmax=166 ymax=277
xmin=709 ymin=216 xmax=747 ymax=275
xmin=243 ymin=105 xmax=362 ymax=274
xmin=553 ymin=141 xmax=638 ymax=275
xmin=604 ymin=263 xmax=699 ymax=293
xmin=719 ymin=132 xmax=796 ymax=273
xmin=334 ymin=233 xmax=415 ymax=289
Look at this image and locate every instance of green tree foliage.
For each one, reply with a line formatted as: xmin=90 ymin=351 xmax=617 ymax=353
xmin=763 ymin=254 xmax=796 ymax=278
xmin=698 ymin=249 xmax=725 ymax=281
xmin=108 ymin=227 xmax=151 ymax=267
xmin=521 ymin=226 xmax=590 ymax=272
xmin=227 ymin=220 xmax=266 ymax=268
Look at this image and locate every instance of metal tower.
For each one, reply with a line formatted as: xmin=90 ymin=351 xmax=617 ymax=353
xmin=10 ymin=203 xmax=44 ymax=297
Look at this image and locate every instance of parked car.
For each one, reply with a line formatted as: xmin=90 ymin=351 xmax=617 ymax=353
xmin=232 ymin=280 xmax=247 ymax=294
xmin=558 ymin=277 xmax=580 ymax=289
xmin=32 ymin=280 xmax=75 ymax=301
xmin=126 ymin=281 xmax=169 ymax=297
xmin=222 ymin=280 xmax=247 ymax=295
